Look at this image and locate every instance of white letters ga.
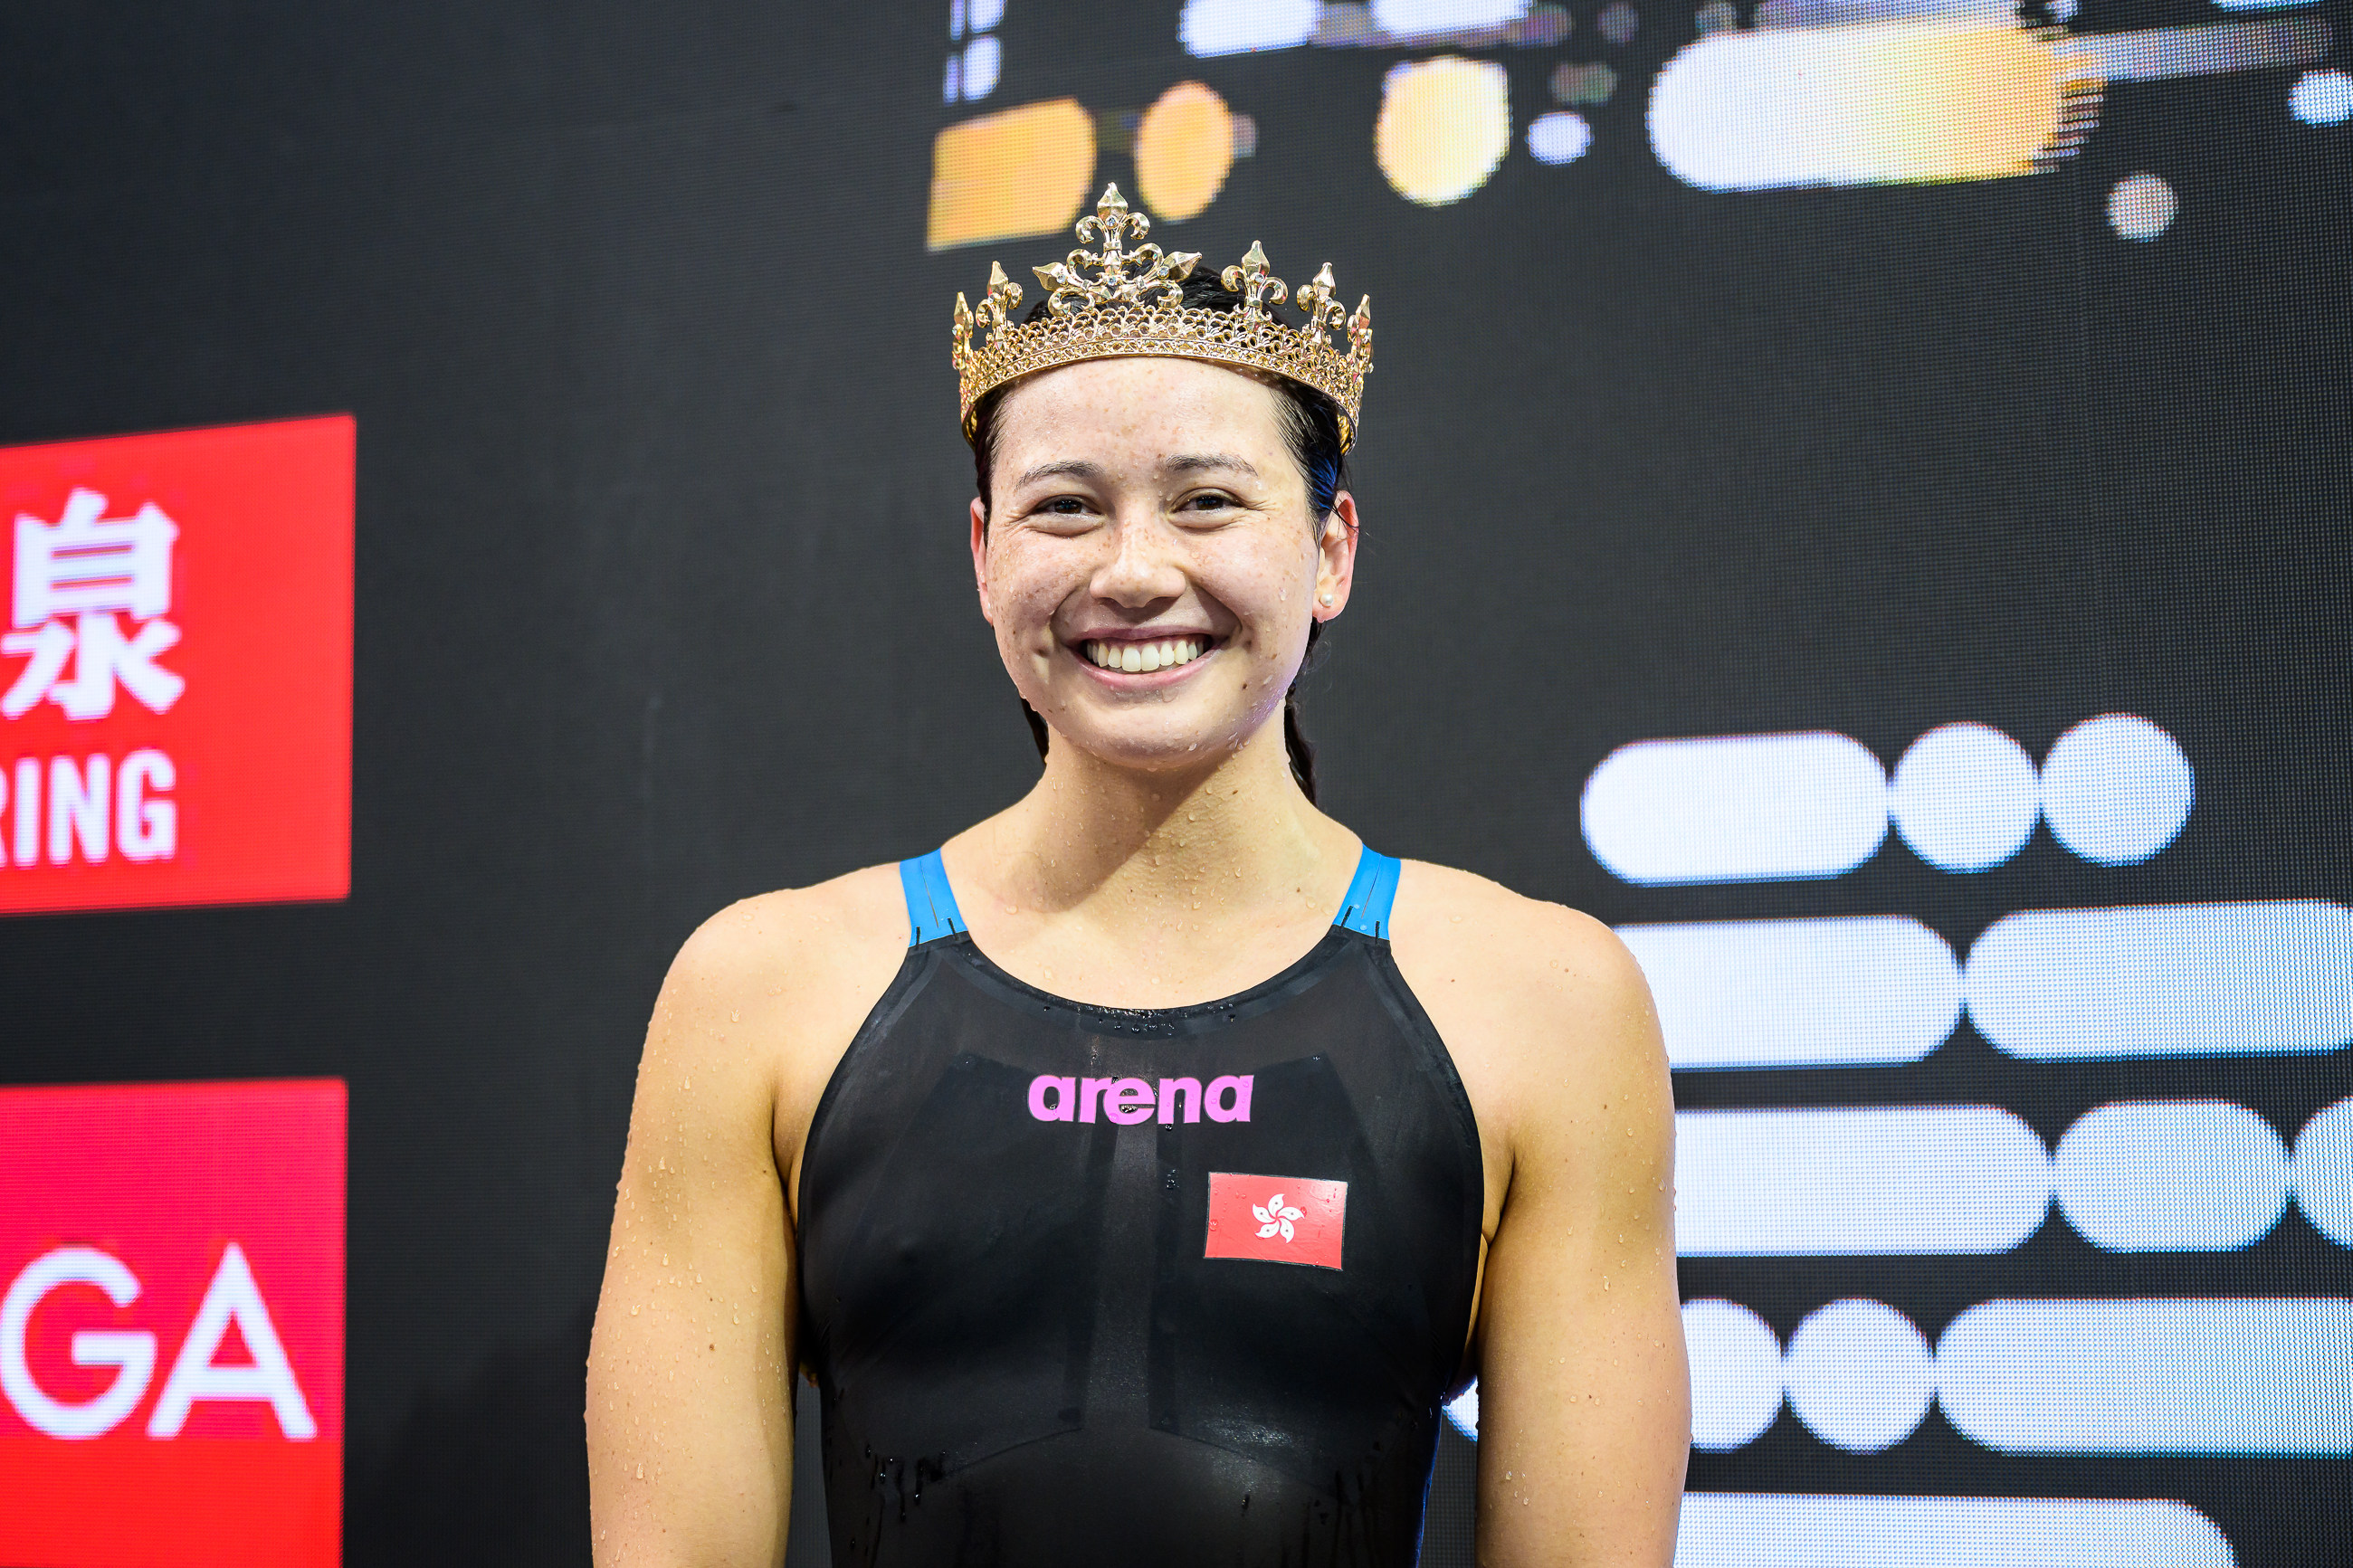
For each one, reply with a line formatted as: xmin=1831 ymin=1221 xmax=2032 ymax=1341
xmin=0 ymin=1242 xmax=317 ymax=1440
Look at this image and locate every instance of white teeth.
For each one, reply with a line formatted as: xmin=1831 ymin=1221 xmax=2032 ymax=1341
xmin=1086 ymin=637 xmax=1207 ymax=671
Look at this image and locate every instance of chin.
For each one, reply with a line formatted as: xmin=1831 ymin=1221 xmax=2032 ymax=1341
xmin=1048 ymin=708 xmax=1260 ymax=772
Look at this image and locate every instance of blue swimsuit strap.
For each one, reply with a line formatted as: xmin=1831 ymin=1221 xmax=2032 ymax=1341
xmin=1332 ymin=844 xmax=1402 ymax=938
xmin=899 ymin=850 xmax=969 ymax=945
xmin=899 ymin=843 xmax=1398 ymax=947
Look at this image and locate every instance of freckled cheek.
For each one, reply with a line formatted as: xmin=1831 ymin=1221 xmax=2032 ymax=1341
xmin=1196 ymin=553 xmax=1310 ymax=655
xmin=986 ymin=550 xmax=1082 ymax=652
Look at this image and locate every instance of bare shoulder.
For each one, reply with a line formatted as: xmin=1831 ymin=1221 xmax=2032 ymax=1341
xmin=664 ymin=862 xmax=907 ymax=1019
xmin=1385 ymin=860 xmax=1666 ymax=1186
xmin=1386 ymin=859 xmax=1654 ymax=1040
xmin=644 ymin=863 xmax=911 ymax=1182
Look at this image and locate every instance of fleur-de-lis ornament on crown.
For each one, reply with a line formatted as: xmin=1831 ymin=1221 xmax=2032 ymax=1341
xmin=1034 ymin=185 xmax=1199 ymax=311
xmin=953 ymin=185 xmax=1374 ymax=450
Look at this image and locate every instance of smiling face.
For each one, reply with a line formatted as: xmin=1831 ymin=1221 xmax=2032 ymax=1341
xmin=971 ymin=356 xmax=1356 ymax=776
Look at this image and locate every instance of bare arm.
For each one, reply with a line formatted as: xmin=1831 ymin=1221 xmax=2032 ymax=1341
xmin=586 ymin=906 xmax=797 ymax=1567
xmin=1474 ymin=915 xmax=1688 ymax=1566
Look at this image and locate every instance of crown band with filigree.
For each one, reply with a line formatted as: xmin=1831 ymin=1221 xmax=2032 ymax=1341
xmin=953 ymin=185 xmax=1373 ymax=451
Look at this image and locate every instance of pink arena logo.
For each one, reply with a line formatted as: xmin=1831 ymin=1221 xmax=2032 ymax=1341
xmin=1027 ymin=1073 xmax=1253 ymax=1126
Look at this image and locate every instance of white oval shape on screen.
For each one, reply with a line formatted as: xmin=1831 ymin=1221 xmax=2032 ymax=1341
xmin=2040 ymin=714 xmax=2193 ymax=865
xmin=1180 ymin=0 xmax=1318 ymax=55
xmin=1890 ymin=722 xmax=2039 ymax=871
xmin=2292 ymin=1097 xmax=2353 ymax=1247
xmin=1622 ymin=917 xmax=1959 ymax=1069
xmin=1371 ymin=0 xmax=1530 ymax=36
xmin=1784 ymin=1299 xmax=1934 ymax=1452
xmin=1582 ymin=732 xmax=1886 ymax=884
xmin=1527 ymin=109 xmax=1593 ymax=164
xmin=1675 ymin=1494 xmax=2237 ymax=1568
xmin=1965 ymin=901 xmax=2353 ymax=1060
xmin=2053 ymin=1100 xmax=2290 ymax=1251
xmin=1675 ymin=1106 xmax=2047 ymax=1254
xmin=960 ymin=35 xmax=1002 ymax=99
xmin=1938 ymin=1297 xmax=2353 ymax=1453
xmin=1683 ymin=1299 xmax=1784 ymax=1449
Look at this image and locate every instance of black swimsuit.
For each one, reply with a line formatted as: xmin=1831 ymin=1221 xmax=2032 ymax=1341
xmin=796 ymin=847 xmax=1484 ymax=1567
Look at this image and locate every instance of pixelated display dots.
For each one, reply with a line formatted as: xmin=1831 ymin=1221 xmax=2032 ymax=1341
xmin=2053 ymin=1100 xmax=2290 ymax=1252
xmin=1550 ymin=60 xmax=1618 ymax=104
xmin=1785 ymin=1298 xmax=1937 ymax=1453
xmin=1377 ymin=56 xmax=1511 ymax=204
xmin=1134 ymin=82 xmax=1235 ymax=222
xmin=1683 ymin=1299 xmax=1784 ymax=1449
xmin=2291 ymin=67 xmax=2353 ymax=124
xmin=2292 ymin=1098 xmax=2353 ymax=1247
xmin=1372 ymin=0 xmax=1531 ymax=37
xmin=1526 ymin=111 xmax=1592 ymax=164
xmin=2039 ymin=713 xmax=2192 ymax=864
xmin=1651 ymin=24 xmax=2084 ymax=191
xmin=1890 ymin=721 xmax=2040 ymax=872
xmin=928 ymin=99 xmax=1099 ymax=250
xmin=2107 ymin=172 xmax=2177 ymax=240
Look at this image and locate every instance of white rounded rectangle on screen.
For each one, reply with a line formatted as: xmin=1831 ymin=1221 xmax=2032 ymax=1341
xmin=1622 ymin=917 xmax=1958 ymax=1069
xmin=1647 ymin=22 xmax=2082 ymax=193
xmin=1675 ymin=1494 xmax=2236 ymax=1567
xmin=1582 ymin=732 xmax=1887 ymax=885
xmin=1965 ymin=900 xmax=2353 ymax=1060
xmin=1674 ymin=1106 xmax=2048 ymax=1254
xmin=1370 ymin=0 xmax=1530 ymax=36
xmin=1937 ymin=1297 xmax=2353 ymax=1453
xmin=1179 ymin=0 xmax=1319 ymax=55
xmin=2052 ymin=1100 xmax=2291 ymax=1252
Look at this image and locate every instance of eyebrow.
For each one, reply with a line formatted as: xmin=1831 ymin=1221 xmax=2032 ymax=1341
xmin=1013 ymin=458 xmax=1110 ymax=489
xmin=1013 ymin=453 xmax=1262 ymax=489
xmin=1163 ymin=453 xmax=1261 ymax=479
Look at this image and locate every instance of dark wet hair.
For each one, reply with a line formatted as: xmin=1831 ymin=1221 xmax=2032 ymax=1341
xmin=969 ymin=270 xmax=1350 ymax=803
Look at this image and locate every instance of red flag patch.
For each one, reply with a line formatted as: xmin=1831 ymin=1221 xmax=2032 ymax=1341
xmin=1205 ymin=1173 xmax=1346 ymax=1269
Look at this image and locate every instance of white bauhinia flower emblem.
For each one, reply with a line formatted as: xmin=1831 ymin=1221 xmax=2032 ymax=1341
xmin=1253 ymin=1193 xmax=1305 ymax=1243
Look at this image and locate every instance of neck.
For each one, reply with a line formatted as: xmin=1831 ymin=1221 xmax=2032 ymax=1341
xmin=967 ymin=716 xmax=1351 ymax=923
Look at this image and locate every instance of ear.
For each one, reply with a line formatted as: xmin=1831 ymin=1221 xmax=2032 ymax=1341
xmin=970 ymin=496 xmax=995 ymax=626
xmin=1312 ymin=492 xmax=1360 ymax=621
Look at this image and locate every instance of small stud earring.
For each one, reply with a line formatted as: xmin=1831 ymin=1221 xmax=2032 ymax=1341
xmin=1318 ymin=590 xmax=1335 ymax=606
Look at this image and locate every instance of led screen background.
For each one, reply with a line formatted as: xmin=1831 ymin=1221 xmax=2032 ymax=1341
xmin=0 ymin=2 xmax=2345 ymax=1565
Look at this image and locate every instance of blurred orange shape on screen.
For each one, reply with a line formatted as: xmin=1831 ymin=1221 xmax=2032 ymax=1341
xmin=1135 ymin=81 xmax=1237 ymax=222
xmin=929 ymin=99 xmax=1100 ymax=250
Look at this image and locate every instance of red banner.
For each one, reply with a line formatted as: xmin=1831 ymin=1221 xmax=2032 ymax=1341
xmin=0 ymin=416 xmax=354 ymax=914
xmin=0 ymin=1079 xmax=347 ymax=1567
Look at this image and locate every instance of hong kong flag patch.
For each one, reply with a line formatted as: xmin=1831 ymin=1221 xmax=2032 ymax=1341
xmin=1205 ymin=1173 xmax=1347 ymax=1269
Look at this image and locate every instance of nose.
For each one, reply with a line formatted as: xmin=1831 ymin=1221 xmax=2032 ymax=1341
xmin=1090 ymin=515 xmax=1188 ymax=609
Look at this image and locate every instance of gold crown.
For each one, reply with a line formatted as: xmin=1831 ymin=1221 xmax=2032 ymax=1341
xmin=954 ymin=185 xmax=1373 ymax=451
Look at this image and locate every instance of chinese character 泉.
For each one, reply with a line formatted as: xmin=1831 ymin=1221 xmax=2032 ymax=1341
xmin=3 ymin=488 xmax=186 ymax=721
